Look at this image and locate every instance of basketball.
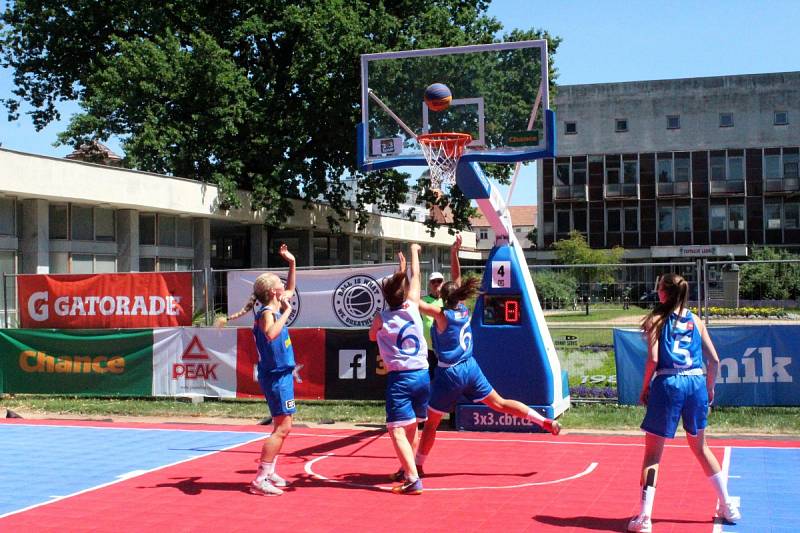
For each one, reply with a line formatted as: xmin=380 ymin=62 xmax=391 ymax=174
xmin=424 ymin=83 xmax=452 ymax=111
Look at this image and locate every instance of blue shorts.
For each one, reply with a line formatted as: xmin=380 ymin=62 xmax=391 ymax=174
xmin=385 ymin=368 xmax=430 ymax=428
xmin=429 ymin=357 xmax=493 ymax=414
xmin=258 ymin=368 xmax=297 ymax=417
xmin=641 ymin=374 xmax=708 ymax=438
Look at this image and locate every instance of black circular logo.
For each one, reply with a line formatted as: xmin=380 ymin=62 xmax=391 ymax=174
xmin=332 ymin=274 xmax=386 ymax=327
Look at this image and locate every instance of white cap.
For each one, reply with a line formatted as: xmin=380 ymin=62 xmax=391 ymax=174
xmin=429 ymin=272 xmax=444 ymax=281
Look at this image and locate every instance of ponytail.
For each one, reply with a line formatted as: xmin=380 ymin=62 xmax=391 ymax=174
xmin=213 ymin=293 xmax=258 ymax=328
xmin=440 ymin=277 xmax=480 ymax=309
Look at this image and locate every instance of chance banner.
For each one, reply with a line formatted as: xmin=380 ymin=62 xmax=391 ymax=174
xmin=18 ymin=272 xmax=193 ymax=329
xmin=614 ymin=325 xmax=799 ymax=406
xmin=226 ymin=264 xmax=396 ymax=328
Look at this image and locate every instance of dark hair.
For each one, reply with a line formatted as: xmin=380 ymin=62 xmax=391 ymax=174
xmin=382 ymin=271 xmax=408 ymax=309
xmin=440 ymin=277 xmax=480 ymax=309
xmin=641 ymin=273 xmax=690 ymax=341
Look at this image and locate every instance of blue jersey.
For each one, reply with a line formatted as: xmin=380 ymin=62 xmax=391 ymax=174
xmin=376 ymin=300 xmax=429 ymax=372
xmin=430 ymin=303 xmax=473 ymax=366
xmin=253 ymin=305 xmax=295 ymax=374
xmin=657 ymin=309 xmax=702 ymax=371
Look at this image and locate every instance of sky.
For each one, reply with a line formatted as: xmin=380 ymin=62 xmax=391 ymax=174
xmin=1 ymin=0 xmax=799 ymax=206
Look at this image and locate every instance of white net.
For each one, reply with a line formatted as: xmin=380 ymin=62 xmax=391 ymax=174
xmin=418 ymin=133 xmax=471 ymax=190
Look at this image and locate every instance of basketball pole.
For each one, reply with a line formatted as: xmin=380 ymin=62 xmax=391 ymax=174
xmin=367 ymin=89 xmax=418 ymax=140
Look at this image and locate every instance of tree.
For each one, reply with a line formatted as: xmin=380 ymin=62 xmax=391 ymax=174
xmin=1 ymin=1 xmax=560 ymax=232
xmin=552 ymin=231 xmax=624 ymax=297
xmin=739 ymin=247 xmax=800 ymax=301
xmin=530 ymin=270 xmax=577 ymax=308
xmin=526 ymin=227 xmax=537 ymax=249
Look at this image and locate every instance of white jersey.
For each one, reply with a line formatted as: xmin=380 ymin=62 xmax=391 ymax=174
xmin=376 ymin=300 xmax=429 ymax=372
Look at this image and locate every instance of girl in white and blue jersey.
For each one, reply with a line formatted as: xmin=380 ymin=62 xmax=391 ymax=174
xmin=627 ymin=273 xmax=741 ymax=532
xmin=369 ymin=244 xmax=429 ymax=495
xmin=217 ymin=244 xmax=297 ymax=497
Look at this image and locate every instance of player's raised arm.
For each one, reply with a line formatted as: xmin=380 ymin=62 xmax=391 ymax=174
xmin=408 ymin=244 xmax=422 ymax=303
xmin=450 ymin=233 xmax=462 ymax=287
xmin=279 ymin=244 xmax=296 ymax=297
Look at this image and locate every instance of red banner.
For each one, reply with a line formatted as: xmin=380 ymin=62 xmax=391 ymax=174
xmin=18 ymin=273 xmax=193 ymax=329
xmin=236 ymin=328 xmax=326 ymax=399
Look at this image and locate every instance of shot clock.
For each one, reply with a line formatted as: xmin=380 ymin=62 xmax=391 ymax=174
xmin=482 ymin=295 xmax=522 ymax=325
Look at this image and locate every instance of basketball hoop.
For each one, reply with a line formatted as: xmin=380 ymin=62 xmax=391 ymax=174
xmin=417 ymin=132 xmax=472 ymax=190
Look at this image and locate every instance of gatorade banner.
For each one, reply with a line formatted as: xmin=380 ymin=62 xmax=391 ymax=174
xmin=152 ymin=328 xmax=238 ymax=398
xmin=614 ymin=325 xmax=800 ymax=406
xmin=235 ymin=328 xmax=326 ymax=399
xmin=0 ymin=328 xmax=154 ymax=395
xmin=17 ymin=273 xmax=193 ymax=329
xmin=226 ymin=264 xmax=396 ymax=328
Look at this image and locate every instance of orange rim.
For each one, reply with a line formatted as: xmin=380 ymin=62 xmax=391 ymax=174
xmin=417 ymin=132 xmax=472 ymax=158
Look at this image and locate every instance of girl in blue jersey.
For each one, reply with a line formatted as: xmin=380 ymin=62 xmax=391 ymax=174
xmin=369 ymin=243 xmax=429 ymax=495
xmin=627 ymin=273 xmax=740 ymax=532
xmin=218 ymin=244 xmax=297 ymax=496
xmin=391 ymin=237 xmax=559 ymax=481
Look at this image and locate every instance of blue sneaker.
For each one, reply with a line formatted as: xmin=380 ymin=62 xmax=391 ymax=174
xmin=391 ymin=477 xmax=423 ymax=495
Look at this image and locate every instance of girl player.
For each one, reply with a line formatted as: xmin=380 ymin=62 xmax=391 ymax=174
xmin=627 ymin=273 xmax=741 ymax=532
xmin=369 ymin=244 xmax=429 ymax=495
xmin=216 ymin=244 xmax=297 ymax=496
xmin=391 ymin=239 xmax=559 ymax=481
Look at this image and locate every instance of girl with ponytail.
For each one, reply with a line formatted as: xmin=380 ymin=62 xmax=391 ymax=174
xmin=218 ymin=243 xmax=298 ymax=496
xmin=627 ymin=273 xmax=740 ymax=532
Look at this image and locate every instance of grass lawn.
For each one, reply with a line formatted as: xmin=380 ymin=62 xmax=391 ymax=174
xmin=3 ymin=395 xmax=799 ymax=435
xmin=546 ymin=307 xmax=647 ymax=323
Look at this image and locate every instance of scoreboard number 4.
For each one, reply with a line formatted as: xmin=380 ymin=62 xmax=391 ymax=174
xmin=491 ymin=261 xmax=511 ymax=288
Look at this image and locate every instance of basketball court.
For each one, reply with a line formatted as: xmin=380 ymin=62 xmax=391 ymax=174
xmin=1 ymin=418 xmax=797 ymax=532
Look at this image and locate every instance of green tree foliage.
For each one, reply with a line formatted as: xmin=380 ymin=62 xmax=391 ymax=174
xmin=552 ymin=231 xmax=623 ymax=285
xmin=531 ymin=270 xmax=577 ymax=307
xmin=1 ymin=1 xmax=560 ymax=232
xmin=739 ymin=247 xmax=800 ymax=301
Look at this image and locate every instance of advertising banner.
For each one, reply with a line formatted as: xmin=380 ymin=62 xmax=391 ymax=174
xmin=18 ymin=273 xmax=193 ymax=329
xmin=614 ymin=325 xmax=799 ymax=406
xmin=236 ymin=328 xmax=326 ymax=399
xmin=0 ymin=328 xmax=154 ymax=395
xmin=226 ymin=265 xmax=396 ymax=328
xmin=324 ymin=328 xmax=386 ymax=400
xmin=152 ymin=328 xmax=238 ymax=398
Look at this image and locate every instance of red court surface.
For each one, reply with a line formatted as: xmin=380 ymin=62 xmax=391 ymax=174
xmin=1 ymin=418 xmax=797 ymax=533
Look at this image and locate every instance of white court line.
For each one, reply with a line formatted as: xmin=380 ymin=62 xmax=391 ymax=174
xmin=0 ymin=433 xmax=265 ymax=519
xmin=304 ymin=453 xmax=598 ymax=492
xmin=0 ymin=421 xmax=267 ymax=435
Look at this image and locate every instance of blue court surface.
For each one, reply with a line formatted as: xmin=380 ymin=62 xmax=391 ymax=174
xmin=0 ymin=423 xmax=264 ymax=517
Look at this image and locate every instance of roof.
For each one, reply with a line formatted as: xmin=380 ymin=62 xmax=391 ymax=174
xmin=469 ymin=205 xmax=538 ymax=228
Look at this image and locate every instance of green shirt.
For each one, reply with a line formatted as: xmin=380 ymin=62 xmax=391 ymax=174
xmin=421 ymin=294 xmax=443 ymax=349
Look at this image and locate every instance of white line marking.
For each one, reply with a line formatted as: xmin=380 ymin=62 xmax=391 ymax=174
xmin=304 ymin=453 xmax=598 ymax=492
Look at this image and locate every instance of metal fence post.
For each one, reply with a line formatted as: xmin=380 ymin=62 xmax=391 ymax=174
xmin=204 ymin=267 xmax=212 ymax=326
xmin=702 ymin=258 xmax=709 ymax=326
xmin=2 ymin=272 xmax=7 ymax=329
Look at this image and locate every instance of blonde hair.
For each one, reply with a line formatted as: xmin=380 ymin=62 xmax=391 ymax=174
xmin=214 ymin=273 xmax=280 ymax=327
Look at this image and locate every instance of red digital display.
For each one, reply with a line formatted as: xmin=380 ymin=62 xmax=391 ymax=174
xmin=482 ymin=295 xmax=523 ymax=325
xmin=504 ymin=300 xmax=520 ymax=323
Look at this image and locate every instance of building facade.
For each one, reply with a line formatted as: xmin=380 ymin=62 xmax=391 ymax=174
xmin=470 ymin=205 xmax=538 ymax=253
xmin=537 ymin=72 xmax=800 ymax=262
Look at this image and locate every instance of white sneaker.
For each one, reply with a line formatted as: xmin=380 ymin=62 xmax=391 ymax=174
xmin=626 ymin=514 xmax=652 ymax=533
xmin=249 ymin=479 xmax=284 ymax=496
xmin=268 ymin=472 xmax=288 ymax=488
xmin=716 ymin=501 xmax=741 ymax=523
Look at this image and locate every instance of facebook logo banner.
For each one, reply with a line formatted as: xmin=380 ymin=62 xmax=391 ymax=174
xmin=614 ymin=325 xmax=798 ymax=406
xmin=325 ymin=329 xmax=386 ymax=400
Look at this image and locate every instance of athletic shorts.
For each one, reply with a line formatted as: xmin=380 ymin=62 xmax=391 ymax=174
xmin=641 ymin=374 xmax=708 ymax=438
xmin=385 ymin=368 xmax=430 ymax=428
xmin=429 ymin=357 xmax=493 ymax=414
xmin=258 ymin=368 xmax=297 ymax=417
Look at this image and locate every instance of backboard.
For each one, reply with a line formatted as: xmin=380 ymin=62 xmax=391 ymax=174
xmin=357 ymin=40 xmax=555 ymax=172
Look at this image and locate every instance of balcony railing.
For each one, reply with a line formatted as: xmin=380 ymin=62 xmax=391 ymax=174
xmin=709 ymin=179 xmax=745 ymax=195
xmin=764 ymin=177 xmax=800 ymax=195
xmin=656 ymin=181 xmax=692 ymax=197
xmin=553 ymin=184 xmax=588 ymax=202
xmin=604 ymin=182 xmax=639 ymax=199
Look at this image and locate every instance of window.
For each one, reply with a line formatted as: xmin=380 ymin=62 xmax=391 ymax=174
xmin=658 ymin=206 xmax=673 ymax=232
xmin=159 ymin=258 xmax=176 ymax=271
xmin=728 ymin=156 xmax=744 ymax=180
xmin=606 ymin=155 xmax=621 ymax=184
xmin=139 ymin=257 xmax=156 ymax=272
xmin=675 ymin=154 xmax=690 ymax=181
xmin=0 ymin=198 xmax=14 ymax=236
xmin=719 ymin=113 xmax=734 ymax=128
xmin=158 ymin=215 xmax=176 ymax=246
xmin=139 ymin=214 xmax=156 ymax=245
xmin=785 ymin=152 xmax=799 ymax=178
xmin=71 ymin=206 xmax=94 ymax=241
xmin=556 ymin=161 xmax=570 ymax=186
xmin=95 ymin=208 xmax=115 ymax=242
xmin=556 ymin=211 xmax=570 ymax=233
xmin=623 ymin=160 xmax=638 ymax=184
xmin=574 ymin=210 xmax=587 ymax=233
xmin=49 ymin=205 xmax=68 ymax=239
xmin=607 ymin=209 xmax=621 ymax=232
xmin=657 ymin=157 xmax=672 ymax=183
xmin=95 ymin=255 xmax=116 ymax=273
xmin=710 ymin=153 xmax=726 ymax=180
xmin=71 ymin=254 xmax=94 ymax=274
xmin=786 ymin=203 xmax=800 ymax=229
xmin=675 ymin=206 xmax=692 ymax=232
xmin=729 ymin=205 xmax=745 ymax=230
xmin=176 ymin=217 xmax=193 ymax=247
xmin=667 ymin=115 xmax=680 ymax=129
xmin=564 ymin=121 xmax=577 ymax=135
xmin=624 ymin=208 xmax=638 ymax=232
xmin=710 ymin=206 xmax=727 ymax=231
xmin=774 ymin=111 xmax=789 ymax=125
xmin=479 ymin=229 xmax=488 ymax=240
xmin=765 ymin=153 xmax=781 ymax=178
xmin=572 ymin=158 xmax=587 ymax=185
xmin=615 ymin=119 xmax=628 ymax=132
xmin=49 ymin=252 xmax=68 ymax=273
xmin=176 ymin=259 xmax=193 ymax=271
xmin=765 ymin=203 xmax=782 ymax=229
